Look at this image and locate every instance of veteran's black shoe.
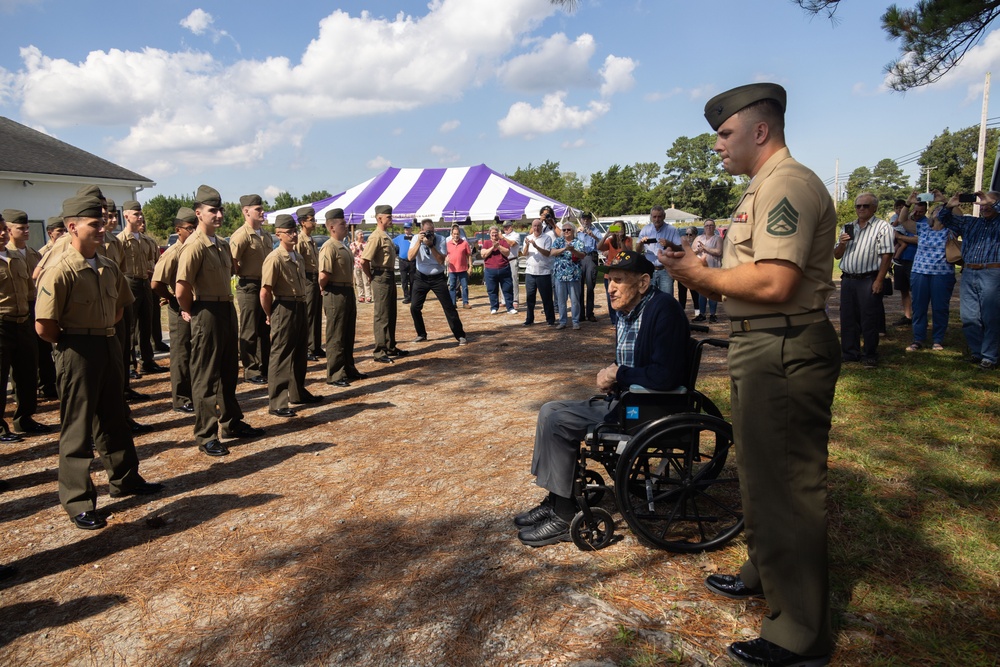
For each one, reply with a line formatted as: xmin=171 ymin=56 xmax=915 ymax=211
xmin=223 ymin=423 xmax=265 ymax=438
xmin=269 ymin=408 xmax=296 ymax=417
xmin=705 ymin=574 xmax=764 ymax=600
xmin=372 ymin=356 xmax=394 ymax=364
xmin=246 ymin=375 xmax=268 ymax=385
xmin=110 ymin=481 xmax=165 ymax=498
xmin=142 ymin=362 xmax=167 ymax=374
xmin=387 ymin=348 xmax=408 ymax=357
xmin=347 ymin=372 xmax=369 ymax=380
xmin=517 ymin=514 xmax=571 ymax=547
xmin=174 ymin=402 xmax=195 ymax=413
xmin=727 ymin=638 xmax=829 ymax=667
xmin=199 ymin=439 xmax=230 ymax=457
xmin=328 ymin=379 xmax=350 ymax=387
xmin=154 ymin=342 xmax=171 ymax=352
xmin=129 ymin=420 xmax=153 ymax=435
xmin=15 ymin=420 xmax=52 ymax=434
xmin=513 ymin=499 xmax=554 ymax=527
xmin=291 ymin=393 xmax=323 ymax=404
xmin=72 ymin=511 xmax=107 ymax=530
xmin=125 ymin=388 xmax=148 ymax=402
xmin=0 ymin=432 xmax=22 ymax=443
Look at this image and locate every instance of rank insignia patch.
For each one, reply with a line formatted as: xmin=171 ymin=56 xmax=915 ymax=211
xmin=766 ymin=198 xmax=799 ymax=236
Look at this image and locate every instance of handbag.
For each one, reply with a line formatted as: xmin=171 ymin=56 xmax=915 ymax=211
xmin=945 ymin=235 xmax=963 ymax=265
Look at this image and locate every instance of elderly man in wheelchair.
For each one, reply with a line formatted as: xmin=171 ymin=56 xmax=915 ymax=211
xmin=516 ymin=249 xmax=690 ymax=547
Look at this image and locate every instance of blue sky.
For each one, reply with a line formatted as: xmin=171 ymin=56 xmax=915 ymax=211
xmin=0 ymin=0 xmax=997 ymax=207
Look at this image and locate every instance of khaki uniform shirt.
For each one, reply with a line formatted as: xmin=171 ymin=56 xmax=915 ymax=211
xmin=721 ymin=147 xmax=837 ymax=318
xmin=0 ymin=251 xmax=31 ymax=317
xmin=361 ymin=228 xmax=395 ymax=270
xmin=7 ymin=244 xmax=41 ymax=300
xmin=116 ymin=229 xmax=158 ymax=279
xmin=295 ymin=230 xmax=319 ymax=276
xmin=262 ymin=245 xmax=307 ymax=298
xmin=319 ymin=238 xmax=354 ymax=285
xmin=230 ymin=224 xmax=274 ymax=279
xmin=39 ymin=239 xmax=56 ymax=257
xmin=175 ymin=230 xmax=235 ymax=300
xmin=151 ymin=241 xmax=184 ymax=294
xmin=35 ymin=246 xmax=134 ymax=329
xmin=102 ymin=230 xmax=125 ymax=267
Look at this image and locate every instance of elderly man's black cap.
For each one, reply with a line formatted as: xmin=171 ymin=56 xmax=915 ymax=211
xmin=239 ymin=194 xmax=262 ymax=207
xmin=325 ymin=208 xmax=345 ymax=221
xmin=175 ymin=207 xmax=197 ymax=224
xmin=607 ymin=248 xmax=655 ymax=277
xmin=195 ymin=185 xmax=222 ymax=207
xmin=46 ymin=216 xmax=65 ymax=232
xmin=295 ymin=206 xmax=316 ymax=219
xmin=1 ymin=209 xmax=27 ymax=224
xmin=274 ymin=214 xmax=297 ymax=230
xmin=704 ymin=83 xmax=786 ymax=131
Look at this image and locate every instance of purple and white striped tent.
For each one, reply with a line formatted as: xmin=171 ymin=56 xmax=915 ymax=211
xmin=265 ymin=163 xmax=579 ymax=225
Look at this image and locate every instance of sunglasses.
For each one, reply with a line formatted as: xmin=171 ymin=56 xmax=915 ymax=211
xmin=855 ymin=204 xmax=873 ymax=209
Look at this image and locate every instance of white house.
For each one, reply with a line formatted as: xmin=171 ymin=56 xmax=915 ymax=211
xmin=0 ymin=116 xmax=154 ymax=249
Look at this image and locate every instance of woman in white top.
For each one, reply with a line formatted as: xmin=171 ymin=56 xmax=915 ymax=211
xmin=691 ymin=220 xmax=723 ymax=323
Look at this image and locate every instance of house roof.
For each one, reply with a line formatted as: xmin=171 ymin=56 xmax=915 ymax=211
xmin=0 ymin=116 xmax=153 ymax=185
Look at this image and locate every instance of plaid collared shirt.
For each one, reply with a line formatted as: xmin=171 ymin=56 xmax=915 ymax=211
xmin=615 ymin=289 xmax=655 ymax=367
xmin=938 ymin=202 xmax=1000 ymax=265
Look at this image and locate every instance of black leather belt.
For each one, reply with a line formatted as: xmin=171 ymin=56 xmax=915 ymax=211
xmin=195 ymin=296 xmax=232 ymax=302
xmin=238 ymin=277 xmax=261 ymax=286
xmin=62 ymin=327 xmax=116 ymax=337
xmin=274 ymin=296 xmax=306 ymax=303
xmin=841 ymin=271 xmax=879 ymax=280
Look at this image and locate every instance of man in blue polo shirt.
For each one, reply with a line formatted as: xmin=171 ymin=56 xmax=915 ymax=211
xmin=393 ymin=221 xmax=416 ymax=304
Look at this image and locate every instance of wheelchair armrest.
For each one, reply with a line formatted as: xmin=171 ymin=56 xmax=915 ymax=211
xmin=703 ymin=338 xmax=729 ymax=350
xmin=626 ymin=385 xmax=688 ymax=395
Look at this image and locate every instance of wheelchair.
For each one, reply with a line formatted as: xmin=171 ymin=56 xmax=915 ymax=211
xmin=568 ymin=330 xmax=743 ymax=553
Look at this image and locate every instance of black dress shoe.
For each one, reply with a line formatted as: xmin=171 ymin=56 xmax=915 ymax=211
xmin=728 ymin=638 xmax=829 ymax=667
xmin=0 ymin=564 xmax=16 ymax=579
xmin=314 ymin=349 xmax=326 ymax=358
xmin=129 ymin=369 xmax=142 ymax=380
xmin=0 ymin=432 xmax=22 ymax=443
xmin=246 ymin=376 xmax=268 ymax=385
xmin=705 ymin=574 xmax=764 ymax=600
xmin=129 ymin=420 xmax=153 ymax=435
xmin=347 ymin=372 xmax=368 ymax=380
xmin=125 ymin=388 xmax=148 ymax=402
xmin=292 ymin=393 xmax=323 ymax=404
xmin=306 ymin=354 xmax=320 ymax=362
xmin=72 ymin=511 xmax=107 ymax=530
xmin=38 ymin=388 xmax=58 ymax=400
xmin=174 ymin=402 xmax=195 ymax=413
xmin=110 ymin=481 xmax=165 ymax=498
xmin=16 ymin=420 xmax=53 ymax=434
xmin=387 ymin=348 xmax=408 ymax=357
xmin=199 ymin=439 xmax=230 ymax=457
xmin=142 ymin=363 xmax=167 ymax=374
xmin=268 ymin=408 xmax=296 ymax=417
xmin=372 ymin=356 xmax=394 ymax=364
xmin=329 ymin=379 xmax=350 ymax=387
xmin=586 ymin=315 xmax=598 ymax=322
xmin=154 ymin=343 xmax=171 ymax=352
xmin=513 ymin=499 xmax=554 ymax=527
xmin=223 ymin=423 xmax=265 ymax=438
xmin=518 ymin=514 xmax=571 ymax=547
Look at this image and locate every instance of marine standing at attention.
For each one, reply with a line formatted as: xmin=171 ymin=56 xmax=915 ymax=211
xmin=362 ymin=204 xmax=407 ymax=364
xmin=319 ymin=209 xmax=366 ymax=387
xmin=230 ymin=194 xmax=274 ymax=385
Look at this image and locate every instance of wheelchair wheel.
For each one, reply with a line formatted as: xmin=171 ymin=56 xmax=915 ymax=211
xmin=583 ymin=469 xmax=606 ymax=505
xmin=570 ymin=508 xmax=615 ymax=551
xmin=614 ymin=414 xmax=743 ymax=553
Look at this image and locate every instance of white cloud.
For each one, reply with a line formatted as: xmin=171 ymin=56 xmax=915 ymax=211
xmin=498 ymin=91 xmax=610 ymax=138
xmin=430 ymin=144 xmax=459 ymax=164
xmin=439 ymin=119 xmax=460 ymax=133
xmin=3 ymin=0 xmax=557 ymax=176
xmin=0 ymin=0 xmax=42 ymax=13
xmin=599 ymin=54 xmax=635 ymax=97
xmin=264 ymin=185 xmax=284 ymax=200
xmin=498 ymin=33 xmax=598 ymax=92
xmin=910 ymin=28 xmax=1000 ymax=102
xmin=367 ymin=155 xmax=391 ymax=170
xmin=645 ymin=85 xmax=716 ymax=103
xmin=561 ymin=138 xmax=586 ymax=149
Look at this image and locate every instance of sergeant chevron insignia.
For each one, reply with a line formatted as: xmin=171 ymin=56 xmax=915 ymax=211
xmin=766 ymin=197 xmax=799 ymax=236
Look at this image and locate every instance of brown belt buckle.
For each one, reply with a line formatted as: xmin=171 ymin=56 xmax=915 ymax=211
xmin=740 ymin=319 xmax=752 ymax=332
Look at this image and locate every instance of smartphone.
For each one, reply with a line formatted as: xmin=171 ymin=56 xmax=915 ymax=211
xmin=958 ymin=193 xmax=977 ymax=203
xmin=845 ymin=223 xmax=855 ymax=239
xmin=917 ymin=192 xmax=935 ymax=203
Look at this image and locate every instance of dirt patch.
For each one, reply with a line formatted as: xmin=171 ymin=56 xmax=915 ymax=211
xmin=0 ymin=284 xmax=913 ymax=665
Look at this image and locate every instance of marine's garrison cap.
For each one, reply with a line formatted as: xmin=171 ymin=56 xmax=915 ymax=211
xmin=704 ymin=83 xmax=786 ymax=131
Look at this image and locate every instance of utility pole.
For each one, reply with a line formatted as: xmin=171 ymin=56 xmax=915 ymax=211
xmin=924 ymin=165 xmax=936 ymax=193
xmin=973 ymin=71 xmax=991 ymax=216
xmin=834 ymin=158 xmax=840 ymax=202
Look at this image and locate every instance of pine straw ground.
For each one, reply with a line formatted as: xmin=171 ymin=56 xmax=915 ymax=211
xmin=0 ymin=283 xmax=996 ymax=666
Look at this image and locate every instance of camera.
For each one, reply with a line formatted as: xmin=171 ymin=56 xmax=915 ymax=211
xmin=958 ymin=193 xmax=977 ymax=203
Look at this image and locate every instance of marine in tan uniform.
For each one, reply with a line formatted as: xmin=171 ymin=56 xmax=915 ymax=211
xmin=118 ymin=200 xmax=163 ymax=374
xmin=35 ymin=194 xmax=163 ymax=531
xmin=5 ymin=209 xmax=58 ymax=405
xmin=318 ymin=209 xmax=365 ymax=386
xmin=661 ymin=83 xmax=839 ymax=666
xmin=175 ymin=185 xmax=265 ymax=457
xmin=0 ymin=213 xmax=43 ymax=441
xmin=261 ymin=214 xmax=322 ymax=416
xmin=39 ymin=217 xmax=66 ymax=257
xmin=294 ymin=206 xmax=324 ymax=360
xmin=151 ymin=207 xmax=197 ymax=413
xmin=361 ymin=204 xmax=407 ymax=363
xmin=230 ymin=194 xmax=274 ymax=384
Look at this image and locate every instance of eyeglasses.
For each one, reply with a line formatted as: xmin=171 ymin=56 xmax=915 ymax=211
xmin=855 ymin=204 xmax=873 ymax=209
xmin=178 ymin=225 xmax=195 ymax=232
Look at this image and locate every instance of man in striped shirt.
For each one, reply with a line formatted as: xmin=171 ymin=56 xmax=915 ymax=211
xmin=834 ymin=192 xmax=894 ymax=368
